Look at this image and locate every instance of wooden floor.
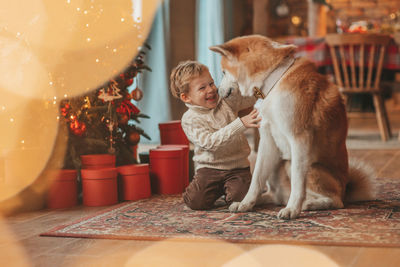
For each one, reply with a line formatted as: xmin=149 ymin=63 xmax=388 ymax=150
xmin=2 ymin=105 xmax=400 ymax=266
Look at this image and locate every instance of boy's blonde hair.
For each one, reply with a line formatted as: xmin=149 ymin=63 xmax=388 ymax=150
xmin=170 ymin=60 xmax=208 ymax=98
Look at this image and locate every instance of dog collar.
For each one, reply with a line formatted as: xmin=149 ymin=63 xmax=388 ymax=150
xmin=253 ymin=56 xmax=296 ymax=99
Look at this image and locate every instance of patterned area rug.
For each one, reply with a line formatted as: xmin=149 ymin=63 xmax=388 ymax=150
xmin=41 ymin=178 xmax=400 ymax=247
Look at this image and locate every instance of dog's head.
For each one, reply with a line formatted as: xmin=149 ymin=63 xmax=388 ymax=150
xmin=210 ymin=35 xmax=296 ymax=97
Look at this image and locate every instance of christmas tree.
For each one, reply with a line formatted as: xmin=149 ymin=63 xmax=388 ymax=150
xmin=60 ymin=45 xmax=151 ymax=169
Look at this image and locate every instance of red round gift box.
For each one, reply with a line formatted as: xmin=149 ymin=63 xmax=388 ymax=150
xmin=80 ymin=154 xmax=116 ymax=169
xmin=158 ymin=120 xmax=189 ymax=146
xmin=149 ymin=147 xmax=184 ymax=194
xmin=117 ymin=164 xmax=151 ymax=201
xmin=47 ymin=169 xmax=78 ymax=209
xmin=157 ymin=145 xmax=189 ymax=189
xmin=81 ymin=168 xmax=118 ymax=206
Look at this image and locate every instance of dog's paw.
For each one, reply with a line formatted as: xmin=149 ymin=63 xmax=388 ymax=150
xmin=229 ymin=201 xmax=254 ymax=212
xmin=229 ymin=202 xmax=241 ymax=212
xmin=277 ymin=207 xmax=300 ymax=220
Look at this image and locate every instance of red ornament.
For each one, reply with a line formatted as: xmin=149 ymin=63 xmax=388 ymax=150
xmin=125 ymin=78 xmax=133 ymax=86
xmin=61 ymin=108 xmax=68 ymax=117
xmin=131 ymin=86 xmax=143 ymax=101
xmin=128 ymin=131 xmax=141 ymax=145
xmin=119 ymin=114 xmax=129 ymax=125
xmin=69 ymin=120 xmax=86 ymax=136
xmin=101 ymin=116 xmax=115 ymax=130
xmin=125 ymin=93 xmax=132 ymax=101
xmin=60 ymin=103 xmax=71 ymax=117
xmin=116 ymin=100 xmax=140 ymax=117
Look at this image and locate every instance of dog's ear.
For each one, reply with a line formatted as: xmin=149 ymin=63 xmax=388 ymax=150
xmin=209 ymin=44 xmax=236 ymax=58
xmin=277 ymin=44 xmax=297 ymax=53
xmin=276 ymin=44 xmax=297 ymax=59
xmin=269 ymin=41 xmax=297 ymax=56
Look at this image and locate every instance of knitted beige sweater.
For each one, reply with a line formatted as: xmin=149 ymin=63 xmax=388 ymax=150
xmin=181 ymin=90 xmax=256 ymax=171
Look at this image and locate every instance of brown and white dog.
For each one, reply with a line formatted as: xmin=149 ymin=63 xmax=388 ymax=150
xmin=210 ymin=35 xmax=374 ymax=219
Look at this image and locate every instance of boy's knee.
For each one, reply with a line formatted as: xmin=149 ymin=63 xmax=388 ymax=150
xmin=183 ymin=191 xmax=214 ymax=210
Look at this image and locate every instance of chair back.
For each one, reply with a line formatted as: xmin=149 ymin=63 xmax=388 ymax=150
xmin=325 ymin=33 xmax=391 ymax=93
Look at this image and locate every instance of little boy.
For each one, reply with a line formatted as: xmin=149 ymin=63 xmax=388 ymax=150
xmin=170 ymin=60 xmax=260 ymax=210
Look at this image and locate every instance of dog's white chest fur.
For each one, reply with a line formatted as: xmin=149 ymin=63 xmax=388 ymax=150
xmin=270 ymin=122 xmax=291 ymax=160
xmin=257 ymin=89 xmax=293 ymax=160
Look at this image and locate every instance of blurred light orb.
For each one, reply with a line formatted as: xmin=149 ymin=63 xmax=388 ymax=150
xmin=0 ymin=217 xmax=30 ymax=266
xmin=0 ymin=0 xmax=159 ymax=204
xmin=224 ymin=245 xmax=339 ymax=267
xmin=291 ymin=15 xmax=302 ymax=26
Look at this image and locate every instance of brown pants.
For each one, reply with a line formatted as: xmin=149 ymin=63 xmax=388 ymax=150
xmin=183 ymin=167 xmax=251 ymax=210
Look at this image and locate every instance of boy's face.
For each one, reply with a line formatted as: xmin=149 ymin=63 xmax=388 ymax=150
xmin=180 ymin=70 xmax=219 ymax=109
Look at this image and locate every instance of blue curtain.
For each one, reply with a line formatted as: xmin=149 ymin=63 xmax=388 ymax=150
xmin=132 ymin=0 xmax=171 ymax=144
xmin=134 ymin=0 xmax=230 ymax=144
xmin=195 ymin=0 xmax=225 ymax=86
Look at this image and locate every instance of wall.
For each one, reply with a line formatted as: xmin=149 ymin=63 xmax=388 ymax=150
xmin=167 ymin=0 xmax=250 ymax=120
xmin=331 ymin=0 xmax=400 ymax=32
xmin=259 ymin=0 xmax=400 ymax=37
xmin=169 ymin=0 xmax=196 ymax=120
xmin=331 ymin=0 xmax=400 ymax=11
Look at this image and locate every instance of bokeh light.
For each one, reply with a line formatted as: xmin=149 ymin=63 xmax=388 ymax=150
xmin=291 ymin=15 xmax=302 ymax=26
xmin=0 ymin=0 xmax=159 ymax=213
xmin=49 ymin=239 xmax=339 ymax=266
xmin=224 ymin=245 xmax=339 ymax=267
xmin=0 ymin=216 xmax=30 ymax=266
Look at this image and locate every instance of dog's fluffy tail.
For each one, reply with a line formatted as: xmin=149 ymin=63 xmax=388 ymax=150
xmin=345 ymin=157 xmax=376 ymax=202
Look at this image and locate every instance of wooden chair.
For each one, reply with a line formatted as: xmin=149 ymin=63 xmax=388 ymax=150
xmin=325 ymin=33 xmax=392 ymax=141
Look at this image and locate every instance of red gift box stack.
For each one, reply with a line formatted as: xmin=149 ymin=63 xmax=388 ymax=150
xmin=157 ymin=144 xmax=189 ymax=189
xmin=80 ymin=154 xmax=118 ymax=207
xmin=117 ymin=164 xmax=151 ymax=201
xmin=46 ymin=169 xmax=78 ymax=209
xmin=80 ymin=154 xmax=152 ymax=206
xmin=149 ymin=120 xmax=190 ymax=195
xmin=158 ymin=120 xmax=189 ymax=146
xmin=48 ymin=120 xmax=190 ymax=208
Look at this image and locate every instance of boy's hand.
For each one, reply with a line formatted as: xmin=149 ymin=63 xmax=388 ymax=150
xmin=240 ymin=109 xmax=261 ymax=128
